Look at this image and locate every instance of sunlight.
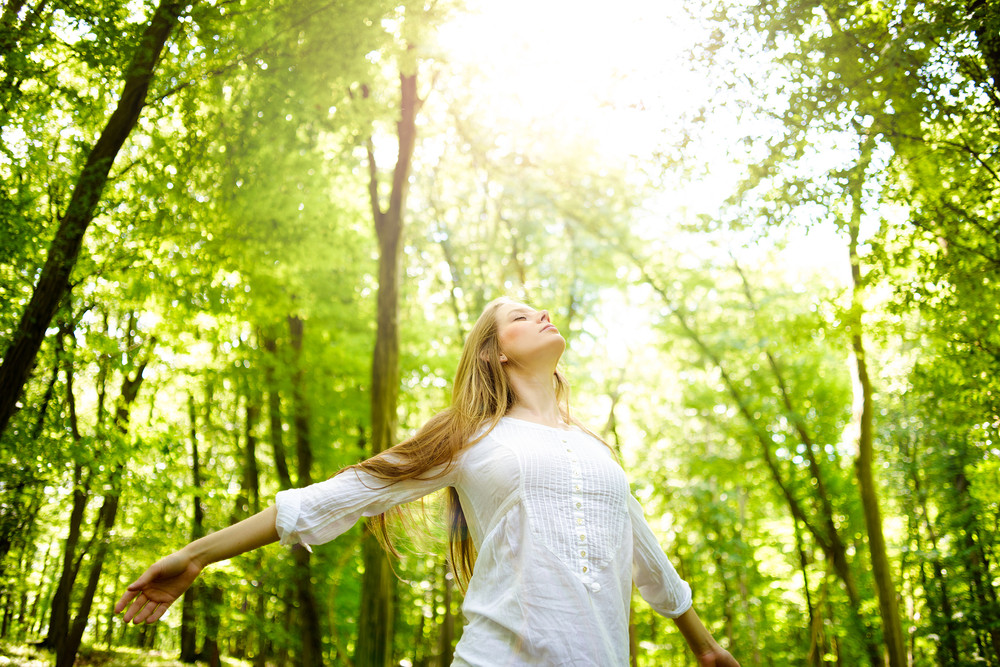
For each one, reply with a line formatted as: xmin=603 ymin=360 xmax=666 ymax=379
xmin=434 ymin=0 xmax=710 ymax=161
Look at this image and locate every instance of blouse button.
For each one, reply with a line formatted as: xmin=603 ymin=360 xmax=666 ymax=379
xmin=580 ymin=550 xmax=587 ymax=557
xmin=582 ymin=566 xmax=588 ymax=573
xmin=576 ymin=502 xmax=582 ymax=508
xmin=576 ymin=518 xmax=583 ymax=525
xmin=579 ymin=534 xmax=586 ymax=541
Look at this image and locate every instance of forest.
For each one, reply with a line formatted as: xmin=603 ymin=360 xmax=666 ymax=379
xmin=0 ymin=0 xmax=998 ymax=665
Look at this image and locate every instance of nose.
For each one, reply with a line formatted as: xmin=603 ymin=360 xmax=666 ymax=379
xmin=539 ymin=310 xmax=550 ymax=323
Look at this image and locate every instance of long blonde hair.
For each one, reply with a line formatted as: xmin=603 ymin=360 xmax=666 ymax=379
xmin=349 ymin=297 xmax=574 ymax=587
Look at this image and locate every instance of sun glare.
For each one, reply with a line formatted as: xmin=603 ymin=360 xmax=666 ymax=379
xmin=434 ymin=0 xmax=710 ymax=161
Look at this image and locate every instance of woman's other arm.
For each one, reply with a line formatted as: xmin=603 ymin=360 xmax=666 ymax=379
xmin=673 ymin=606 xmax=740 ymax=667
xmin=627 ymin=494 xmax=739 ymax=665
xmin=114 ymin=506 xmax=279 ymax=624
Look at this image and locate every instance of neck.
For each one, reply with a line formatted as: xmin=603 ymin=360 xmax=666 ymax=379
xmin=505 ymin=367 xmax=565 ymax=428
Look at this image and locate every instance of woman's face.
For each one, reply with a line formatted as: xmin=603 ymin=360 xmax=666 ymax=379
xmin=494 ymin=301 xmax=565 ymax=367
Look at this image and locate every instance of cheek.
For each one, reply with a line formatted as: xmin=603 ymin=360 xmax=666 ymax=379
xmin=498 ymin=326 xmax=528 ymax=350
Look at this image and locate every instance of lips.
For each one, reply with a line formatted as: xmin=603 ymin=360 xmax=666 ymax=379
xmin=541 ymin=324 xmax=558 ymax=332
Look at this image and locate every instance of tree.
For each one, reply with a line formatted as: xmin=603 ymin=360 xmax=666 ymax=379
xmin=354 ymin=59 xmax=423 ymax=667
xmin=0 ymin=0 xmax=185 ymax=438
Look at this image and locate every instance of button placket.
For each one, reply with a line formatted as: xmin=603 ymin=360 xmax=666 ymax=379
xmin=564 ymin=434 xmax=592 ymax=581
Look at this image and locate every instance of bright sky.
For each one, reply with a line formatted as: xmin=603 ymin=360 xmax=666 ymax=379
xmin=432 ymin=0 xmax=853 ymax=278
xmin=433 ymin=0 xmax=713 ymax=161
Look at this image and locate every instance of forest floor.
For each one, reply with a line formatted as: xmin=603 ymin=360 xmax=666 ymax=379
xmin=0 ymin=642 xmax=252 ymax=667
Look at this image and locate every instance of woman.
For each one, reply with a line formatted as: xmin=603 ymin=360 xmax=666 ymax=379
xmin=115 ymin=298 xmax=739 ymax=666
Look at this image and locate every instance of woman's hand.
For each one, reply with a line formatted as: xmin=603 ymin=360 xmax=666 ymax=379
xmin=114 ymin=549 xmax=203 ymax=624
xmin=114 ymin=506 xmax=279 ymax=625
xmin=695 ymin=646 xmax=741 ymax=667
xmin=672 ymin=606 xmax=740 ymax=667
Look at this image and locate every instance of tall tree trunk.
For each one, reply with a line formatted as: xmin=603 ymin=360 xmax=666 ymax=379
xmin=289 ymin=314 xmax=324 ymax=666
xmin=794 ymin=517 xmax=823 ymax=667
xmin=42 ymin=463 xmax=88 ymax=653
xmin=262 ymin=332 xmax=294 ymax=490
xmin=240 ymin=390 xmax=268 ymax=667
xmin=180 ymin=394 xmax=205 ymax=662
xmin=43 ymin=320 xmax=90 ymax=653
xmin=233 ymin=392 xmax=261 ymax=523
xmin=0 ymin=322 xmax=64 ymax=583
xmin=56 ymin=484 xmax=121 ymax=667
xmin=0 ymin=0 xmax=184 ymax=437
xmin=54 ymin=336 xmax=151 ymax=667
xmin=196 ymin=383 xmax=223 ymax=667
xmin=437 ymin=561 xmax=455 ymax=666
xmin=355 ymin=68 xmax=421 ymax=667
xmin=847 ymin=169 xmax=906 ymax=667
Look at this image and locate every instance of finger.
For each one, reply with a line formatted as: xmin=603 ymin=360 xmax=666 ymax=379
xmin=147 ymin=602 xmax=170 ymax=624
xmin=114 ymin=589 xmax=139 ymax=614
xmin=123 ymin=593 xmax=148 ymax=623
xmin=132 ymin=597 xmax=158 ymax=625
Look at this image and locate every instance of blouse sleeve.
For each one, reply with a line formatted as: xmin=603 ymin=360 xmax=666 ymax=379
xmin=629 ymin=495 xmax=693 ymax=618
xmin=274 ymin=462 xmax=456 ymax=550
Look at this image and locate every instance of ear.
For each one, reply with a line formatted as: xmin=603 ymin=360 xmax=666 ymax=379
xmin=480 ymin=348 xmax=508 ymax=363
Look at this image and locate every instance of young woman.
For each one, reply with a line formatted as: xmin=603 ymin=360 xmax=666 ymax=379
xmin=115 ymin=298 xmax=739 ymax=666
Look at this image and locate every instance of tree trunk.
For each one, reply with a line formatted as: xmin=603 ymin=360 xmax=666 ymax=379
xmin=288 ymin=314 xmax=324 ymax=666
xmin=42 ymin=463 xmax=88 ymax=653
xmin=42 ymin=321 xmax=90 ymax=653
xmin=56 ymin=485 xmax=121 ymax=667
xmin=355 ymin=68 xmax=420 ymax=667
xmin=0 ymin=0 xmax=185 ymax=438
xmin=262 ymin=332 xmax=294 ymax=490
xmin=54 ymin=337 xmax=150 ymax=667
xmin=241 ymin=391 xmax=268 ymax=667
xmin=437 ymin=561 xmax=455 ymax=666
xmin=233 ymin=392 xmax=261 ymax=523
xmin=847 ymin=178 xmax=906 ymax=667
xmin=180 ymin=394 xmax=205 ymax=662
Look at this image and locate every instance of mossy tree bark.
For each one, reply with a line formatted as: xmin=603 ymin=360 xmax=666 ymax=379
xmin=0 ymin=0 xmax=185 ymax=438
xmin=355 ymin=69 xmax=421 ymax=667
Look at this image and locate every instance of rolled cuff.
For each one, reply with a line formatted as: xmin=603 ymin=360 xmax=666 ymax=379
xmin=629 ymin=495 xmax=693 ymax=618
xmin=273 ymin=465 xmax=455 ymax=552
xmin=274 ymin=488 xmax=312 ymax=552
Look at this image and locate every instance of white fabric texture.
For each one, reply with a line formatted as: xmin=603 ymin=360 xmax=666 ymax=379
xmin=274 ymin=416 xmax=692 ymax=666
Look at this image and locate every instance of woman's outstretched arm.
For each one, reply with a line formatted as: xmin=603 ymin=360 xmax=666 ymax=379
xmin=114 ymin=506 xmax=279 ymax=625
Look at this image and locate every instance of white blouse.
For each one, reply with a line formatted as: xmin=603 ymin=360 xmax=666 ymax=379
xmin=274 ymin=416 xmax=692 ymax=666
